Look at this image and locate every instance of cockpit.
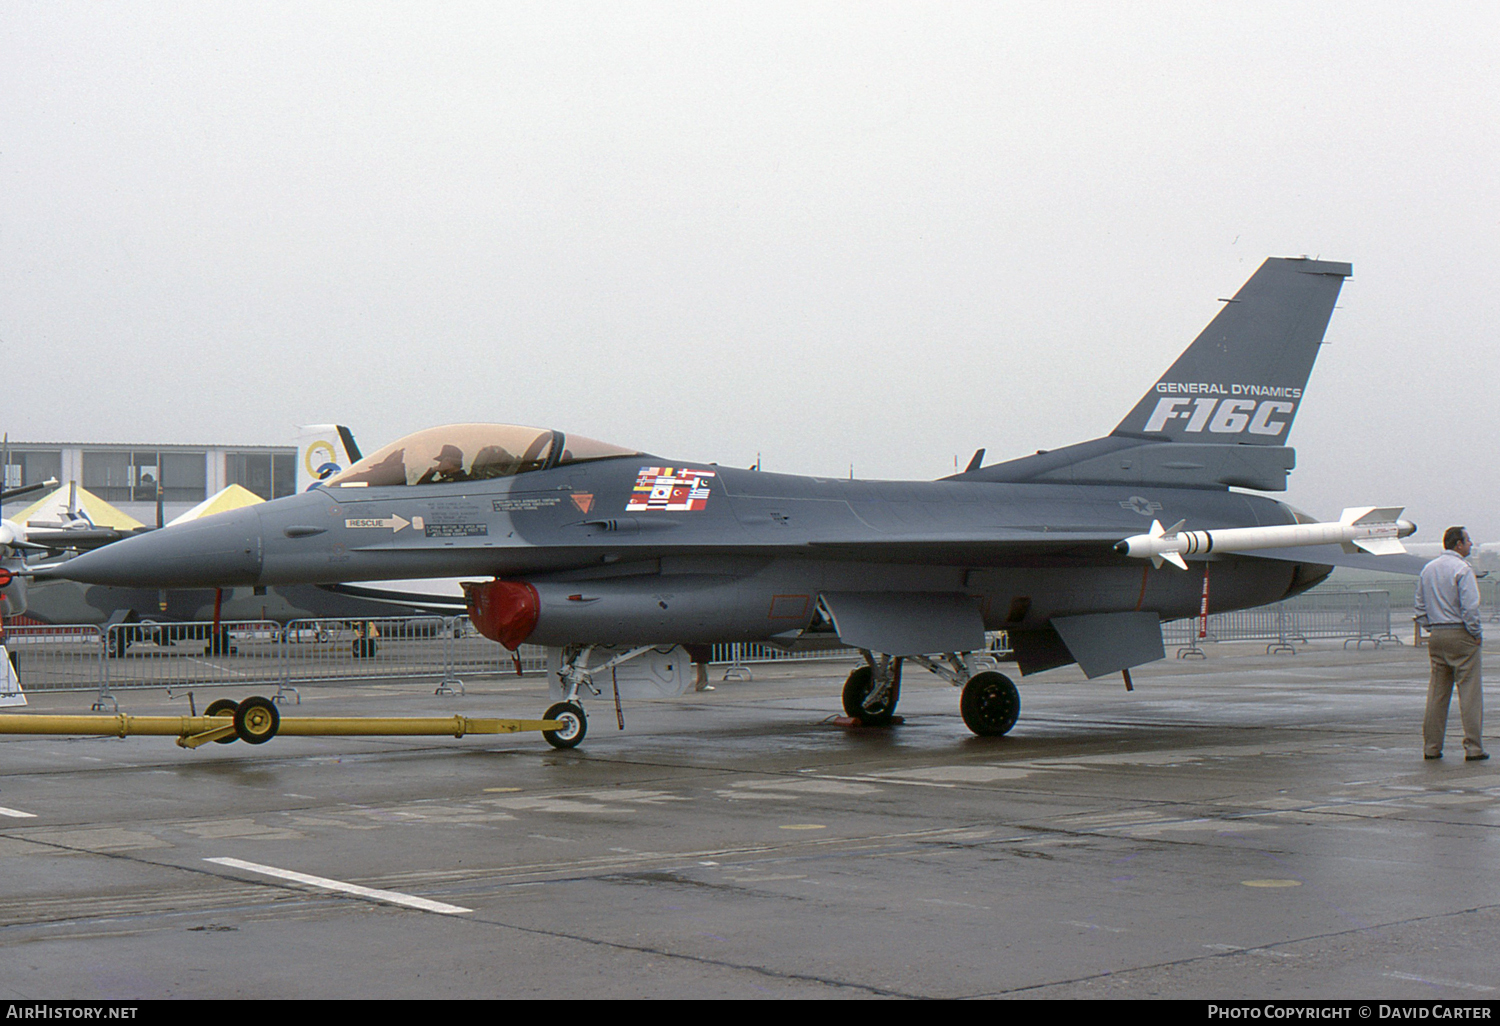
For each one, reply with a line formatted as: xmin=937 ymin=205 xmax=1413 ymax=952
xmin=321 ymin=424 xmax=640 ymax=488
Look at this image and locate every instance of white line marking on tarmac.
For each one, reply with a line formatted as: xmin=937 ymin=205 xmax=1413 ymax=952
xmin=0 ymin=806 xmax=36 ymax=818
xmin=204 ymin=857 xmax=472 ymax=914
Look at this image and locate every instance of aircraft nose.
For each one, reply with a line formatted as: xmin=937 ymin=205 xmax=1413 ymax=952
xmin=44 ymin=506 xmax=264 ymax=588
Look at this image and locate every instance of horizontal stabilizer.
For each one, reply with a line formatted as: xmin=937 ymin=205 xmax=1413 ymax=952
xmin=1243 ymin=545 xmax=1425 ymax=575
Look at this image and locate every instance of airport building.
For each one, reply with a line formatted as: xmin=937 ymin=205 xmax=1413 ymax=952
xmin=2 ymin=440 xmax=296 ymax=524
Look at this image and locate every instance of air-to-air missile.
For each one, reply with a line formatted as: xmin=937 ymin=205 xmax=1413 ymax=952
xmin=1115 ymin=507 xmax=1417 ymax=570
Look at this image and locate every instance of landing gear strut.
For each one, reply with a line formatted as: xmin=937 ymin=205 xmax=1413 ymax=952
xmin=545 ymin=644 xmax=660 ymax=749
xmin=842 ymin=653 xmax=902 ymax=726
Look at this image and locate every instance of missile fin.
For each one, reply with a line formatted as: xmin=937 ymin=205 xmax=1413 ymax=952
xmin=1162 ymin=519 xmax=1186 ymax=537
xmin=1352 ymin=537 xmax=1407 ymax=556
xmin=1162 ymin=552 xmax=1187 ymax=570
xmin=1148 ymin=519 xmax=1165 ymax=539
xmin=1350 ymin=506 xmax=1405 ymax=526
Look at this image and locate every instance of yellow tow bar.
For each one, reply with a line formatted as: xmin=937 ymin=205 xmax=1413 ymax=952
xmin=0 ymin=698 xmax=567 ymax=750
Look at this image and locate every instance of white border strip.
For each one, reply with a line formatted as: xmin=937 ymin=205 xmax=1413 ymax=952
xmin=0 ymin=806 xmax=36 ymax=818
xmin=205 ymin=857 xmax=471 ymax=914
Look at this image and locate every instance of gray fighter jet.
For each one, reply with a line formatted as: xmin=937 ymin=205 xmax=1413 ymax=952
xmin=42 ymin=257 xmax=1408 ymax=746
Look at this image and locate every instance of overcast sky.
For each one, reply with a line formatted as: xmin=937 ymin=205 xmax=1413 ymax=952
xmin=3 ymin=3 xmax=1495 ymax=540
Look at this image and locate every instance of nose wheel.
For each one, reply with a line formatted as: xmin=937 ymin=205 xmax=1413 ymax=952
xmin=542 ymin=701 xmax=587 ymax=749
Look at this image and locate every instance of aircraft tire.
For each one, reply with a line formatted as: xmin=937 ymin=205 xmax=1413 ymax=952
xmin=234 ymin=696 xmax=280 ymax=745
xmin=352 ymin=638 xmax=378 ymax=658
xmin=542 ymin=701 xmax=587 ymax=749
xmin=842 ymin=665 xmax=900 ymax=726
xmin=204 ymin=699 xmax=241 ymax=744
xmin=960 ymin=671 xmax=1020 ymax=737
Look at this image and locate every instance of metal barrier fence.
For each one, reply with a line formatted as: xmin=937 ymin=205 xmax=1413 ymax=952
xmin=1162 ymin=590 xmax=1397 ymax=654
xmin=5 ymin=592 xmax=1395 ymax=700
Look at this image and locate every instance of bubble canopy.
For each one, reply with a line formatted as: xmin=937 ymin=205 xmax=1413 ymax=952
xmin=321 ymin=424 xmax=640 ymax=488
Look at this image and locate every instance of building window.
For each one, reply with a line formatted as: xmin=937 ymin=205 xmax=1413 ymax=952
xmin=83 ymin=450 xmax=206 ymax=503
xmin=3 ymin=450 xmax=61 ymax=491
xmin=227 ymin=453 xmax=273 ymax=500
xmin=159 ymin=453 xmax=207 ymax=503
xmin=83 ymin=451 xmax=132 ymax=502
xmin=273 ymin=453 xmax=296 ymax=498
xmin=227 ymin=452 xmax=295 ymax=500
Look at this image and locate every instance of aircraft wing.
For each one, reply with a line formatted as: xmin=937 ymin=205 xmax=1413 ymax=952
xmin=12 ymin=528 xmax=133 ymax=553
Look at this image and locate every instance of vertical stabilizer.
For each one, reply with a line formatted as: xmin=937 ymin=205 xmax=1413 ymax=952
xmin=1112 ymin=257 xmax=1351 ymax=445
xmin=295 ymin=425 xmax=361 ymax=492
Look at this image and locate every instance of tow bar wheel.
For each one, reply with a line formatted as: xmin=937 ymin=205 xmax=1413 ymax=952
xmin=234 ymin=696 xmax=281 ymax=744
xmin=204 ymin=699 xmax=241 ymax=744
xmin=542 ymin=701 xmax=587 ymax=749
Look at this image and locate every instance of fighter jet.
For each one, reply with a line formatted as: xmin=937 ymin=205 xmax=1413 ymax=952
xmin=42 ymin=257 xmax=1414 ymax=746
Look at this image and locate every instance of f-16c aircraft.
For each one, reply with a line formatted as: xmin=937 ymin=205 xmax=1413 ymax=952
xmin=42 ymin=257 xmax=1415 ymax=747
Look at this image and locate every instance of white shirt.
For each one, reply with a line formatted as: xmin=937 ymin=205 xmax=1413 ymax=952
xmin=1414 ymin=549 xmax=1482 ymax=639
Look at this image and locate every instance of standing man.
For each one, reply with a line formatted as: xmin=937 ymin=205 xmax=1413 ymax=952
xmin=1414 ymin=526 xmax=1488 ymax=761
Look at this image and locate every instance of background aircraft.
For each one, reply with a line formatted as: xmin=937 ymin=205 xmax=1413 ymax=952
xmin=46 ymin=258 xmax=1417 ymax=745
xmin=2 ymin=425 xmax=465 ymax=650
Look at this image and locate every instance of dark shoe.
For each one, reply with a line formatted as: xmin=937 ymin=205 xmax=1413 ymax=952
xmin=1465 ymin=752 xmax=1490 ymax=762
xmin=1425 ymin=754 xmax=1443 ymax=760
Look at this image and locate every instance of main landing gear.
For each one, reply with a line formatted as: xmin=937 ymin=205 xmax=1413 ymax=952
xmin=842 ymin=654 xmax=902 ymax=726
xmin=958 ymin=671 xmax=1021 ymax=737
xmin=853 ymin=651 xmax=1020 ymax=738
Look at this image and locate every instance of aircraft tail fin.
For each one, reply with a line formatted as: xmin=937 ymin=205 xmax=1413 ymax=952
xmin=954 ymin=257 xmax=1350 ymax=492
xmin=1111 ymin=257 xmax=1351 ymax=444
xmin=295 ymin=425 xmax=361 ymax=492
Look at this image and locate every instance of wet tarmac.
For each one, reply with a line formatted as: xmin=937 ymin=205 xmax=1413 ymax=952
xmin=0 ymin=640 xmax=1496 ymax=999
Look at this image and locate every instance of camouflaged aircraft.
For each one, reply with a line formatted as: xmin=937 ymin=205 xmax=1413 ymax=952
xmin=39 ymin=257 xmax=1413 ymax=748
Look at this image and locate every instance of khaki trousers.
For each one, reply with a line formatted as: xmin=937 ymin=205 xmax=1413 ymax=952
xmin=1424 ymin=628 xmax=1485 ymax=757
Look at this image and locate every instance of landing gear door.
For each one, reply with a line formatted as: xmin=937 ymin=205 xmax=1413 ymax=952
xmin=545 ymin=645 xmax=695 ymax=701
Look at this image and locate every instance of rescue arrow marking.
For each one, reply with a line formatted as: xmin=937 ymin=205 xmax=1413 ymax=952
xmin=344 ymin=515 xmax=411 ymax=533
xmin=205 ymin=857 xmax=472 ymax=914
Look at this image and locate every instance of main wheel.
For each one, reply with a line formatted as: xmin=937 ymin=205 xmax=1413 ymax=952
xmin=542 ymin=701 xmax=587 ymax=749
xmin=841 ymin=664 xmax=901 ymax=726
xmin=352 ymin=638 xmax=378 ymax=658
xmin=204 ymin=698 xmax=240 ymax=744
xmin=960 ymin=671 xmax=1020 ymax=737
xmin=234 ymin=696 xmax=280 ymax=745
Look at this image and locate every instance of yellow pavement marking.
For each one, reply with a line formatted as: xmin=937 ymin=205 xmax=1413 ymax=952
xmin=1241 ymin=879 xmax=1302 ymax=888
xmin=779 ymin=824 xmax=827 ymax=830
